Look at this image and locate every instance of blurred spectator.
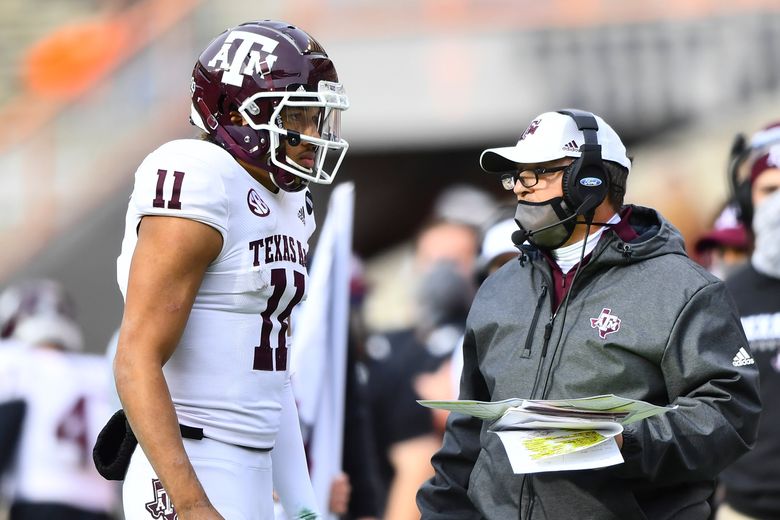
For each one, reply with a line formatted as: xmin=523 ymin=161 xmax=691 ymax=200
xmin=336 ymin=254 xmax=380 ymax=520
xmin=0 ymin=279 xmax=117 ymax=520
xmin=415 ymin=212 xmax=521 ymax=423
xmin=717 ymin=124 xmax=780 ymax=520
xmin=693 ymin=204 xmax=751 ymax=280
xmin=364 ymin=218 xmax=479 ymax=520
xmin=432 ymin=184 xmax=498 ymax=231
xmin=474 ymin=211 xmax=521 ymax=285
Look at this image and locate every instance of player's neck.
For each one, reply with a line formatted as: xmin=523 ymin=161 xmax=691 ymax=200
xmin=237 ymin=159 xmax=279 ymax=193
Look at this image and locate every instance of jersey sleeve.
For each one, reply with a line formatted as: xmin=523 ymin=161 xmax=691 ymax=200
xmin=130 ymin=143 xmax=229 ymax=238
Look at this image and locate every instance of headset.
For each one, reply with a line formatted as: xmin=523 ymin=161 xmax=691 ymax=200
xmin=728 ymin=132 xmax=754 ymax=229
xmin=557 ymin=109 xmax=611 ymax=219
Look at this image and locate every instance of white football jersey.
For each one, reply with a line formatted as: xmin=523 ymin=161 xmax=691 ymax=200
xmin=117 ymin=139 xmax=316 ymax=449
xmin=0 ymin=342 xmax=117 ymax=512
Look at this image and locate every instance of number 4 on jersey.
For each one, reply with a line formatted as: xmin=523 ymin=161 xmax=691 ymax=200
xmin=56 ymin=396 xmax=89 ymax=467
xmin=153 ymin=169 xmax=186 ymax=209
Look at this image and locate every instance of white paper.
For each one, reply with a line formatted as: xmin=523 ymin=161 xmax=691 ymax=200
xmin=490 ymin=409 xmax=625 ymax=435
xmin=418 ymin=394 xmax=676 ymax=474
xmin=418 ymin=394 xmax=675 ymax=425
xmin=495 ymin=430 xmax=624 ymax=474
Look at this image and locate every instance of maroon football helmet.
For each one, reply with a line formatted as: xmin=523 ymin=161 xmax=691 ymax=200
xmin=190 ymin=20 xmax=349 ymax=192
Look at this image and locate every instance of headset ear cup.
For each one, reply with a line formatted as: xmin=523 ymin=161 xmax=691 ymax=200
xmin=561 ymin=159 xmax=581 ymax=209
xmin=563 ymin=160 xmax=609 ymax=215
xmin=734 ymin=179 xmax=753 ymax=228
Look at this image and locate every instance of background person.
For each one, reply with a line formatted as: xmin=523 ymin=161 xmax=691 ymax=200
xmin=0 ymin=279 xmax=117 ymax=520
xmin=417 ymin=108 xmax=761 ymax=519
xmin=364 ymin=217 xmax=479 ymax=520
xmin=716 ymin=122 xmax=780 ymax=520
xmin=693 ymin=203 xmax=751 ymax=280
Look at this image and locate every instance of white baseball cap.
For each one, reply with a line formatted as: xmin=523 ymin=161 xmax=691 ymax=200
xmin=480 ymin=110 xmax=631 ymax=173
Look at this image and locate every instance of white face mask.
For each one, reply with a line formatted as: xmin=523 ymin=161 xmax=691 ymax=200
xmin=752 ymin=189 xmax=780 ymax=278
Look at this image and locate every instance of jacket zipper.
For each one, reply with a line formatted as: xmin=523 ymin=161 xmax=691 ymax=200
xmin=529 ymin=315 xmax=555 ymax=398
xmin=521 ymin=284 xmax=548 ymax=358
xmin=519 ymin=282 xmax=552 ymax=519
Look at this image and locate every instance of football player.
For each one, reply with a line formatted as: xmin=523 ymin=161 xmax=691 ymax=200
xmin=0 ymin=279 xmax=117 ymax=520
xmin=111 ymin=21 xmax=349 ymax=520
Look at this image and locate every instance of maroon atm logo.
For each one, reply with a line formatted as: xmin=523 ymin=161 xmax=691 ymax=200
xmin=247 ymin=189 xmax=270 ymax=217
xmin=144 ymin=479 xmax=177 ymax=519
xmin=590 ymin=308 xmax=621 ymax=339
xmin=520 ymin=119 xmax=541 ymax=141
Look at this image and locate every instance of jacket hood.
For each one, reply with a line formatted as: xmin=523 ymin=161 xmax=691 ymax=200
xmin=597 ymin=204 xmax=688 ymax=267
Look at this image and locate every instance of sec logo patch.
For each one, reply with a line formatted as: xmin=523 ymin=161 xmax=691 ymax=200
xmin=247 ymin=189 xmax=270 ymax=217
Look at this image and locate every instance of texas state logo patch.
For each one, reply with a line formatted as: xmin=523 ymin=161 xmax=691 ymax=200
xmin=590 ymin=308 xmax=621 ymax=339
xmin=144 ymin=479 xmax=177 ymax=519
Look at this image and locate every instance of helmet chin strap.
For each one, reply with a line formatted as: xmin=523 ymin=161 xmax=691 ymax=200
xmin=268 ymin=152 xmax=309 ymax=192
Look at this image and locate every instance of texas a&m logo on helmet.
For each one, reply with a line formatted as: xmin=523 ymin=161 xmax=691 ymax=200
xmin=206 ymin=30 xmax=279 ymax=87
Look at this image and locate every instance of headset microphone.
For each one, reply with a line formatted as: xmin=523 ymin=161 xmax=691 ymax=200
xmin=511 ymin=229 xmax=529 ymax=248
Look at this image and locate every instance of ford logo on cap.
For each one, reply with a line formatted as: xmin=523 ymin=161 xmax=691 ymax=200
xmin=579 ymin=177 xmax=603 ymax=187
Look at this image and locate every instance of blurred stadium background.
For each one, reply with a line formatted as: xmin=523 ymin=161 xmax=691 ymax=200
xmin=1 ymin=0 xmax=780 ymax=354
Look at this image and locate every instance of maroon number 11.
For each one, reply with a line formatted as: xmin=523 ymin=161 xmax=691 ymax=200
xmin=153 ymin=169 xmax=185 ymax=210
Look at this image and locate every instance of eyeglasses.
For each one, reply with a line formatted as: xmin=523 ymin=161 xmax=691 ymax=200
xmin=501 ymin=164 xmax=571 ymax=190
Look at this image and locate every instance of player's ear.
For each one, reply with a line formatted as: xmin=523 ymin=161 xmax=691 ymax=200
xmin=228 ymin=111 xmax=246 ymax=126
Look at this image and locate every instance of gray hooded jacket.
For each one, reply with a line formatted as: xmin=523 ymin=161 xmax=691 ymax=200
xmin=417 ymin=206 xmax=761 ymax=520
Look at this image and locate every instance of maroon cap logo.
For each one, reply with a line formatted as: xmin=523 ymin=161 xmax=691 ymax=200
xmin=248 ymin=189 xmax=271 ymax=217
xmin=520 ymin=119 xmax=541 ymax=141
xmin=590 ymin=308 xmax=621 ymax=339
xmin=144 ymin=479 xmax=177 ymax=519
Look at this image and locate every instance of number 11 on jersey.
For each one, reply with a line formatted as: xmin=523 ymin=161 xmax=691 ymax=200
xmin=152 ymin=169 xmax=186 ymax=210
xmin=253 ymin=268 xmax=306 ymax=371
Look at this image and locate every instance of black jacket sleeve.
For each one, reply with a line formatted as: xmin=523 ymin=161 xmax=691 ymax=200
xmin=616 ymin=282 xmax=762 ymax=483
xmin=342 ymin=349 xmax=380 ymax=518
xmin=0 ymin=399 xmax=26 ymax=473
xmin=417 ymin=329 xmax=486 ymax=519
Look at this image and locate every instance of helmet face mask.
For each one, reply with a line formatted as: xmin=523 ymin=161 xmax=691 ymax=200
xmin=190 ymin=21 xmax=349 ymax=192
xmin=239 ymin=80 xmax=349 ymax=186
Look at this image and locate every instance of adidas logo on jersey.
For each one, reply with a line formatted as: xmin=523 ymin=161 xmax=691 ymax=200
xmin=562 ymin=140 xmax=580 ymax=152
xmin=298 ymin=206 xmax=306 ymax=225
xmin=732 ymin=346 xmax=755 ymax=367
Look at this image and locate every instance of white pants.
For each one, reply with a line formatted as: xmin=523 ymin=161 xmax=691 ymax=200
xmin=715 ymin=503 xmax=762 ymax=520
xmin=122 ymin=437 xmax=274 ymax=520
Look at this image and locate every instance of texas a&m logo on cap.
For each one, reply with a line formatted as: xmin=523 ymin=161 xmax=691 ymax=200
xmin=520 ymin=119 xmax=541 ymax=141
xmin=207 ymin=30 xmax=279 ymax=87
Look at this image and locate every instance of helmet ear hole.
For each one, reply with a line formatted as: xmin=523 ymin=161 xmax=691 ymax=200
xmin=224 ymin=124 xmax=269 ymax=158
